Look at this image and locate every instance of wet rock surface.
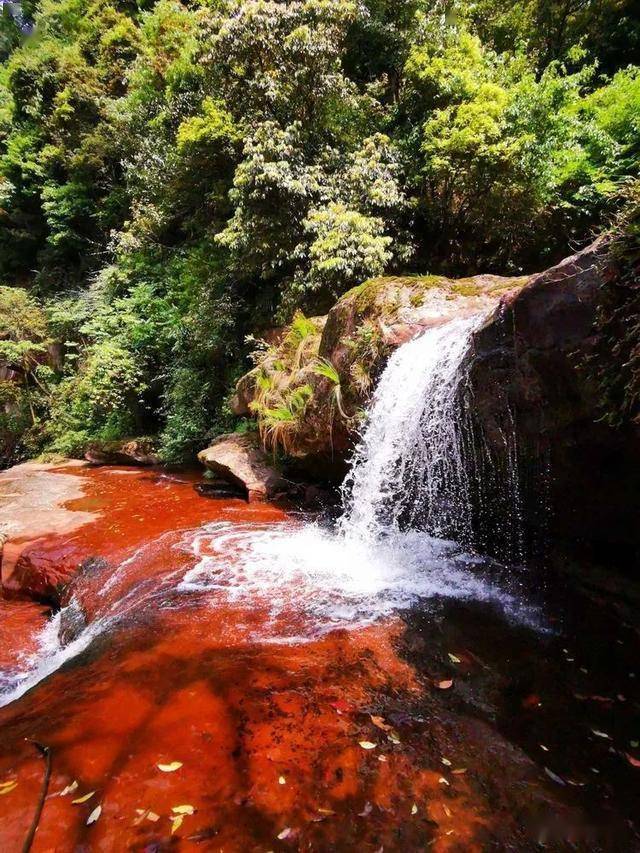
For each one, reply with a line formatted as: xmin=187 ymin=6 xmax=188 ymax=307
xmin=0 ymin=467 xmax=638 ymax=850
xmin=0 ymin=461 xmax=95 ymax=601
xmin=466 ymin=239 xmax=640 ymax=557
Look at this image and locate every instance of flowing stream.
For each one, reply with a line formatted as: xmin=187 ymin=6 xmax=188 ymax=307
xmin=0 ymin=320 xmax=637 ymax=850
xmin=0 ymin=314 xmax=535 ymax=710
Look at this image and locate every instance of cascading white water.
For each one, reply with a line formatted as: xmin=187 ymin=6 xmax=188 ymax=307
xmin=341 ymin=314 xmax=483 ymax=543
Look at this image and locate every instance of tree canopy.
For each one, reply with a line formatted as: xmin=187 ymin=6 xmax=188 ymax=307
xmin=0 ymin=0 xmax=638 ymax=463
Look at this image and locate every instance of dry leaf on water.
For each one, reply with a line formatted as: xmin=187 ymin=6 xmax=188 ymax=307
xmin=72 ymin=791 xmax=95 ymax=804
xmin=87 ymin=805 xmax=101 ymax=825
xmin=359 ymin=741 xmax=377 ymax=750
xmin=277 ymin=827 xmax=292 ymax=840
xmin=171 ymin=815 xmax=184 ymax=834
xmin=437 ymin=680 xmax=453 ymax=690
xmin=370 ymin=715 xmax=392 ymax=732
xmin=172 ymin=805 xmax=195 ymax=815
xmin=278 ymin=776 xmax=286 ymax=785
xmin=171 ymin=803 xmax=195 ymax=815
xmin=59 ymin=781 xmax=78 ymax=796
xmin=0 ymin=781 xmax=17 ymax=795
xmin=544 ymin=767 xmax=565 ymax=786
xmin=157 ymin=761 xmax=183 ymax=772
xmin=411 ymin=803 xmax=418 ymax=815
xmin=448 ymin=653 xmax=461 ymax=664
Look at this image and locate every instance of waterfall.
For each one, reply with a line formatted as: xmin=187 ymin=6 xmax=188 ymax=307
xmin=340 ymin=314 xmax=484 ymax=544
xmin=0 ymin=313 xmax=538 ymax=710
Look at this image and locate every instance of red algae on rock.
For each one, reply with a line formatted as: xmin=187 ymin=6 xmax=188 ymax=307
xmin=0 ymin=465 xmax=637 ymax=851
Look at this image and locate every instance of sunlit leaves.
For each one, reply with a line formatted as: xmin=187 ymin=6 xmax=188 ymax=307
xmin=72 ymin=791 xmax=95 ymax=804
xmin=86 ymin=804 xmax=102 ymax=824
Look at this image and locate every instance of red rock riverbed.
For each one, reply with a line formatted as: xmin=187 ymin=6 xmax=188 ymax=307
xmin=0 ymin=464 xmax=638 ymax=851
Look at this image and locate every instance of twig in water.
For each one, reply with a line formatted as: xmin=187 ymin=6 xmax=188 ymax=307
xmin=22 ymin=740 xmax=52 ymax=853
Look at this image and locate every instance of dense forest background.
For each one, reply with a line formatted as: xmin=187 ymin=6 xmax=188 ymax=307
xmin=0 ymin=0 xmax=638 ymax=464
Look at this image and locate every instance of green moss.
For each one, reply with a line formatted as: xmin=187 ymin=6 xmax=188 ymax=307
xmin=345 ymin=274 xmax=446 ymax=315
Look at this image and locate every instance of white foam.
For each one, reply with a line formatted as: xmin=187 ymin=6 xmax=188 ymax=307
xmin=178 ymin=519 xmax=535 ymax=638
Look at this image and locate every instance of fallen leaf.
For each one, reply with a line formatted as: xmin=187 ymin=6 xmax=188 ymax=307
xmin=358 ymin=802 xmax=373 ymax=817
xmin=157 ymin=761 xmax=183 ymax=772
xmin=59 ymin=781 xmax=78 ymax=796
xmin=411 ymin=803 xmax=418 ymax=815
xmin=171 ymin=805 xmax=195 ymax=815
xmin=86 ymin=805 xmax=101 ymax=825
xmin=443 ymin=804 xmax=452 ymax=818
xmin=377 ymin=755 xmax=387 ymax=762
xmin=0 ymin=781 xmax=17 ymax=795
xmin=387 ymin=732 xmax=401 ymax=745
xmin=591 ymin=730 xmax=611 ymax=740
xmin=448 ymin=653 xmax=461 ymax=664
xmin=441 ymin=757 xmax=451 ymax=766
xmin=72 ymin=791 xmax=95 ymax=804
xmin=171 ymin=815 xmax=184 ymax=834
xmin=540 ymin=744 xmax=549 ymax=752
xmin=277 ymin=827 xmax=292 ymax=840
xmin=438 ymin=777 xmax=450 ymax=786
xmin=625 ymin=753 xmax=640 ymax=768
xmin=452 ymin=768 xmax=467 ymax=775
xmin=278 ymin=775 xmax=286 ymax=785
xmin=317 ymin=808 xmax=335 ymax=815
xmin=370 ymin=715 xmax=392 ymax=732
xmin=146 ymin=811 xmax=160 ymax=822
xmin=437 ymin=680 xmax=453 ymax=690
xmin=544 ymin=767 xmax=565 ymax=786
xmin=359 ymin=741 xmax=377 ymax=750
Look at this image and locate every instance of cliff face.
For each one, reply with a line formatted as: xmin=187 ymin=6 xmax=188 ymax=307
xmin=227 ymin=239 xmax=640 ymax=558
xmin=466 ymin=240 xmax=640 ymax=558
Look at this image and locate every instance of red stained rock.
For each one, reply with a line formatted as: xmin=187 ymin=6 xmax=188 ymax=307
xmin=198 ymin=433 xmax=284 ymax=501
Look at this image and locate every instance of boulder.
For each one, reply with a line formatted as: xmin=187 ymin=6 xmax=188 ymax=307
xmin=198 ymin=433 xmax=285 ymax=502
xmin=0 ymin=461 xmax=95 ymax=601
xmin=85 ymin=438 xmax=159 ymax=467
xmin=466 ymin=239 xmax=640 ymax=558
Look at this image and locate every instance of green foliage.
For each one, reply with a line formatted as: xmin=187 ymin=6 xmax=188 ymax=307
xmin=0 ymin=286 xmax=51 ymax=463
xmin=0 ymin=0 xmax=637 ymax=463
xmin=590 ymin=182 xmax=640 ymax=427
xmin=248 ymin=311 xmax=323 ymax=454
